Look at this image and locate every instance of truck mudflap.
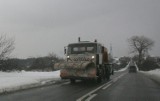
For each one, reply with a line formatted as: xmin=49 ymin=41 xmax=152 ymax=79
xmin=54 ymin=61 xmax=97 ymax=79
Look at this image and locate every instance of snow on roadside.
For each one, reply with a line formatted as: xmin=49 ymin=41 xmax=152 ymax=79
xmin=115 ymin=62 xmax=130 ymax=72
xmin=117 ymin=66 xmax=128 ymax=72
xmin=144 ymin=69 xmax=160 ymax=76
xmin=0 ymin=70 xmax=60 ymax=94
xmin=140 ymin=69 xmax=160 ymax=84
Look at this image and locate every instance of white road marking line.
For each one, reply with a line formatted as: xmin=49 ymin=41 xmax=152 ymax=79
xmin=113 ymin=73 xmax=127 ymax=82
xmin=113 ymin=78 xmax=118 ymax=82
xmin=116 ymin=73 xmax=127 ymax=79
xmin=76 ymin=84 xmax=105 ymax=101
xmin=76 ymin=81 xmax=112 ymax=101
xmin=85 ymin=94 xmax=97 ymax=101
xmin=76 ymin=73 xmax=127 ymax=101
xmin=62 ymin=82 xmax=70 ymax=85
xmin=102 ymin=83 xmax=112 ymax=90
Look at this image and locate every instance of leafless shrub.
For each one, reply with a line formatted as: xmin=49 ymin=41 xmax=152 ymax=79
xmin=0 ymin=34 xmax=15 ymax=60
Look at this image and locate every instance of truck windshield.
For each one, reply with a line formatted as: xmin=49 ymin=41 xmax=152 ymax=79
xmin=68 ymin=43 xmax=97 ymax=54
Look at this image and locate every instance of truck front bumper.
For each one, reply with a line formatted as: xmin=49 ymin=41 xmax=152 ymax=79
xmin=60 ymin=68 xmax=97 ymax=80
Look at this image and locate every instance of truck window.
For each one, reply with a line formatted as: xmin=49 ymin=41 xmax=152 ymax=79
xmin=73 ymin=47 xmax=85 ymax=52
xmin=68 ymin=43 xmax=97 ymax=54
xmin=87 ymin=47 xmax=95 ymax=51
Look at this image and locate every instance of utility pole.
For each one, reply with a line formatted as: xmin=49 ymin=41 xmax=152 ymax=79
xmin=110 ymin=43 xmax=113 ymax=58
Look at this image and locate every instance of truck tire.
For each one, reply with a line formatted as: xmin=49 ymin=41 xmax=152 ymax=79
xmin=97 ymin=68 xmax=103 ymax=83
xmin=97 ymin=75 xmax=102 ymax=83
xmin=112 ymin=70 xmax=114 ymax=75
xmin=70 ymin=79 xmax=75 ymax=84
xmin=106 ymin=73 xmax=110 ymax=80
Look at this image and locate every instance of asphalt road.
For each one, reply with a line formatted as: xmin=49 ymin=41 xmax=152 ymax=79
xmin=92 ymin=73 xmax=160 ymax=101
xmin=0 ymin=70 xmax=160 ymax=101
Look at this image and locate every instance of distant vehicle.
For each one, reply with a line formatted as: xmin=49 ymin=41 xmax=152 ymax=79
xmin=54 ymin=37 xmax=114 ymax=83
xmin=129 ymin=65 xmax=137 ymax=73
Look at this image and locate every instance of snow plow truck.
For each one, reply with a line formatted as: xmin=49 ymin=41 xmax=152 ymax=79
xmin=54 ymin=38 xmax=114 ymax=83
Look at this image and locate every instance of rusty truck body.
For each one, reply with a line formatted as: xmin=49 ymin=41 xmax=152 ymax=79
xmin=54 ymin=38 xmax=114 ymax=83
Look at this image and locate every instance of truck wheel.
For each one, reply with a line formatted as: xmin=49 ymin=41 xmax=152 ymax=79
xmin=112 ymin=70 xmax=114 ymax=75
xmin=106 ymin=74 xmax=110 ymax=80
xmin=97 ymin=75 xmax=102 ymax=83
xmin=70 ymin=79 xmax=75 ymax=84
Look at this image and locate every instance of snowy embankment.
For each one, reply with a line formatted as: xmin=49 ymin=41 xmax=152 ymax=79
xmin=140 ymin=69 xmax=160 ymax=84
xmin=115 ymin=62 xmax=130 ymax=72
xmin=0 ymin=70 xmax=60 ymax=94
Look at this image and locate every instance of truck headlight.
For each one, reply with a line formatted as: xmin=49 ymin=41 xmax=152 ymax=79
xmin=92 ymin=56 xmax=95 ymax=59
xmin=67 ymin=56 xmax=70 ymax=58
xmin=67 ymin=56 xmax=71 ymax=61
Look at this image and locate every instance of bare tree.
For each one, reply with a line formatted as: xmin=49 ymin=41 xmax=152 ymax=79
xmin=128 ymin=36 xmax=154 ymax=66
xmin=0 ymin=34 xmax=15 ymax=60
xmin=48 ymin=52 xmax=57 ymax=59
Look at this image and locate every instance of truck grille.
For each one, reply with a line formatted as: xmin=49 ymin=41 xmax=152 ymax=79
xmin=72 ymin=57 xmax=90 ymax=61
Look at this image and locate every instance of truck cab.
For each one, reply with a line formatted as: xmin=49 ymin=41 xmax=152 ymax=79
xmin=65 ymin=42 xmax=103 ymax=65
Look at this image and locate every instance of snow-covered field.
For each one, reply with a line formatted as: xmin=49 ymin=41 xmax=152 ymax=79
xmin=0 ymin=70 xmax=60 ymax=94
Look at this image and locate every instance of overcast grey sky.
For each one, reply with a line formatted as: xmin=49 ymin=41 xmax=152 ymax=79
xmin=0 ymin=0 xmax=160 ymax=58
